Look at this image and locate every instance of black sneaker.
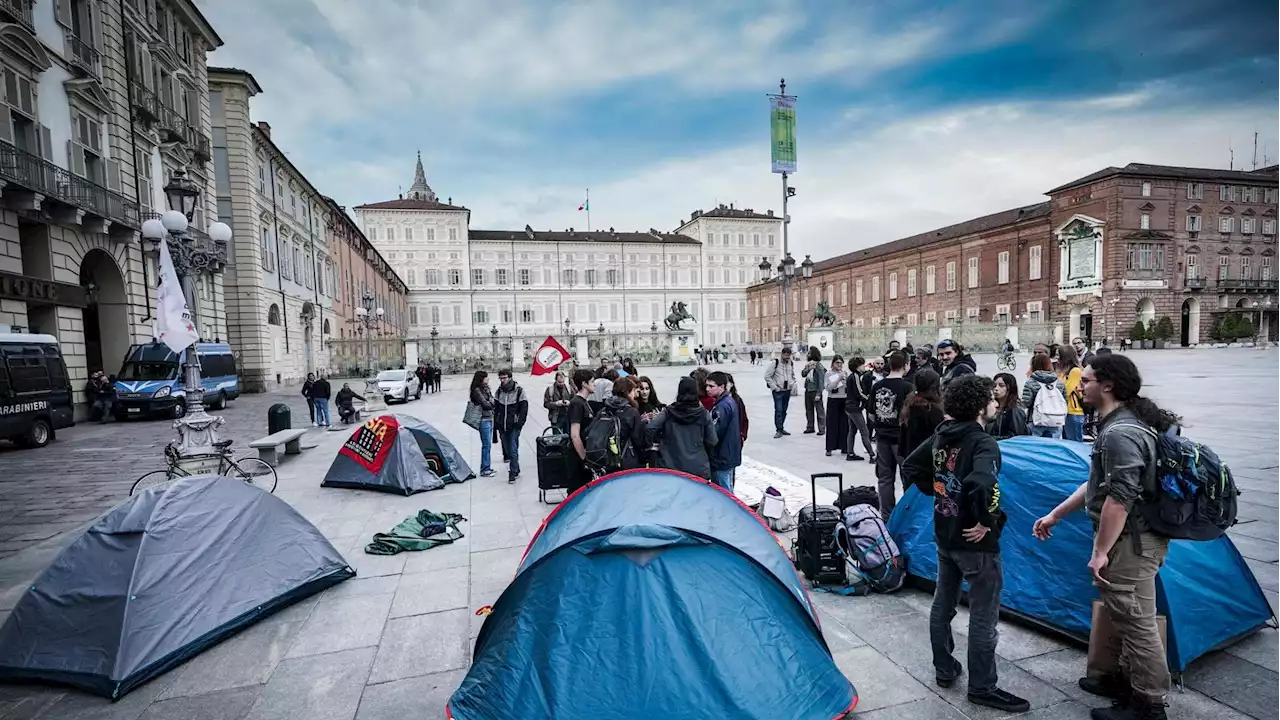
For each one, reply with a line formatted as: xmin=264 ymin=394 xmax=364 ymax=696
xmin=1090 ymin=696 xmax=1166 ymax=720
xmin=846 ymin=453 xmax=865 ymax=461
xmin=803 ymin=428 xmax=815 ymax=434
xmin=867 ymin=453 xmax=877 ymax=464
xmin=781 ymin=430 xmax=792 ymax=436
xmin=773 ymin=431 xmax=783 ymax=439
xmin=1079 ymin=675 xmax=1128 ymax=700
xmin=967 ymin=688 xmax=1030 ymax=713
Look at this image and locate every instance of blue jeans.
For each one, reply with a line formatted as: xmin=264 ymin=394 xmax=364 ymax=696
xmin=772 ymin=390 xmax=791 ymax=433
xmin=478 ymin=419 xmax=493 ymax=472
xmin=711 ymin=468 xmax=735 ymax=492
xmin=1064 ymin=414 xmax=1085 ymax=442
xmin=500 ymin=427 xmax=522 ymax=477
xmin=1029 ymin=424 xmax=1061 ymax=438
xmin=314 ymin=398 xmax=331 ymax=426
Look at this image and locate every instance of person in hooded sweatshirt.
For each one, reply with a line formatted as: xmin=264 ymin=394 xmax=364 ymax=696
xmin=936 ymin=339 xmax=976 ymax=388
xmin=1022 ymin=353 xmax=1068 ymax=438
xmin=901 ymin=374 xmax=1030 ymax=715
xmin=645 ymin=376 xmax=717 ymax=480
xmin=601 ymin=377 xmax=646 ymax=470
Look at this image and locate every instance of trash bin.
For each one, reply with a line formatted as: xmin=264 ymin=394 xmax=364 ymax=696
xmin=268 ymin=403 xmax=291 ymax=435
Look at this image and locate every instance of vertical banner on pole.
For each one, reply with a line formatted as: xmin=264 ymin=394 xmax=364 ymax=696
xmin=769 ymin=94 xmax=797 ymax=174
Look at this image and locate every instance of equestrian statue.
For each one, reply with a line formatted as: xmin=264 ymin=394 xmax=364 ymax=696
xmin=665 ymin=301 xmax=697 ymax=331
xmin=811 ymin=299 xmax=836 ymax=327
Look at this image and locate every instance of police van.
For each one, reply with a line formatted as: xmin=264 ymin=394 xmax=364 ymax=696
xmin=0 ymin=333 xmax=75 ymax=448
xmin=113 ymin=342 xmax=240 ymax=420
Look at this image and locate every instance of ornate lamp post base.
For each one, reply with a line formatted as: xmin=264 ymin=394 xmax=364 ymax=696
xmin=173 ymin=380 xmax=225 ymax=462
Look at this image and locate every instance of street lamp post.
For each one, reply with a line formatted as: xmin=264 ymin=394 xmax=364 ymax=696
xmin=759 ymin=254 xmax=797 ymax=347
xmin=141 ymin=169 xmax=231 ymax=460
xmin=352 ymin=291 xmax=386 ymax=410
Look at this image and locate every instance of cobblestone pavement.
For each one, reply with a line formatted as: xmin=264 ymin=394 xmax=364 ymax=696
xmin=0 ymin=350 xmax=1275 ymax=720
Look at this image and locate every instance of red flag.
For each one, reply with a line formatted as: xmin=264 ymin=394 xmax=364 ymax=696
xmin=531 ymin=336 xmax=571 ymax=375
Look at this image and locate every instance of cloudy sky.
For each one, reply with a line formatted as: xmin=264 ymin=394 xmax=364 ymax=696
xmin=201 ymin=0 xmax=1278 ymax=259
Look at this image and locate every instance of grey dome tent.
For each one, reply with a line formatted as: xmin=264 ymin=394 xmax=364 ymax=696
xmin=0 ymin=475 xmax=353 ymax=700
xmin=321 ymin=413 xmax=474 ymax=495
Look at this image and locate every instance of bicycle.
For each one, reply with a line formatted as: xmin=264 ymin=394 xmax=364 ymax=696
xmin=996 ymin=352 xmax=1016 ymax=372
xmin=130 ymin=439 xmax=279 ymax=495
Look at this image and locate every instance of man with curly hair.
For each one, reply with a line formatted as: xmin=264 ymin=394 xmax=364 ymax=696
xmin=901 ymin=374 xmax=1029 ymax=714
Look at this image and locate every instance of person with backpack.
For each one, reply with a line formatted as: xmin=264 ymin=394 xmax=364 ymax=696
xmin=469 ymin=371 xmax=496 ymax=477
xmin=724 ymin=373 xmax=749 ymax=448
xmin=901 ymin=375 xmax=1030 ymax=714
xmin=763 ymin=346 xmax=797 ymax=438
xmin=544 ymin=371 xmax=574 ymax=434
xmin=899 ymin=369 xmax=946 ymax=459
xmin=705 ymin=371 xmax=742 ymax=491
xmin=585 ymin=377 xmax=645 ymax=473
xmin=646 ymin=376 xmax=717 ymax=479
xmin=494 ymin=369 xmax=529 ymax=484
xmin=844 ymin=356 xmax=876 ymax=463
xmin=301 ymin=373 xmax=317 ymax=425
xmin=1022 ymin=353 xmax=1067 ymax=438
xmin=1033 ymin=354 xmax=1188 ymax=720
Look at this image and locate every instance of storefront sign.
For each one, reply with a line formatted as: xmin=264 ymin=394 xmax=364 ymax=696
xmin=0 ymin=272 xmax=88 ymax=308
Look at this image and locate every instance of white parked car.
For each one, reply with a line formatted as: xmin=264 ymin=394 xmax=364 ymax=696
xmin=376 ymin=369 xmax=421 ymax=403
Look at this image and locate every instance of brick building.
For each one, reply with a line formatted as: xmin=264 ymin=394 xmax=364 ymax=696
xmin=748 ymin=162 xmax=1279 ymax=348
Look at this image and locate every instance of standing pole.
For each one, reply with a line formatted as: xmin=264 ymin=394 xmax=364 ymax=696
xmin=585 ymin=188 xmax=592 ymax=232
xmin=782 ymin=170 xmax=790 ymax=343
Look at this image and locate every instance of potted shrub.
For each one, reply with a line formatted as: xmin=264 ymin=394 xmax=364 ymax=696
xmin=1129 ymin=321 xmax=1148 ymax=349
xmin=1234 ymin=315 xmax=1255 ymax=343
xmin=1153 ymin=316 xmax=1175 ymax=349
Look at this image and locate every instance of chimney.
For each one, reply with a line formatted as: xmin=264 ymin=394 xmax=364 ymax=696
xmin=767 ymin=209 xmax=774 ymax=217
xmin=258 ymin=122 xmax=271 ymax=138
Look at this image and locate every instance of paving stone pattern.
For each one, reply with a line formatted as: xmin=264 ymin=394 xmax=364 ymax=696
xmin=0 ymin=349 xmax=1275 ymax=719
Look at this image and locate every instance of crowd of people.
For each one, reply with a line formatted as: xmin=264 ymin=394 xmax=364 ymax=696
xmin=465 ymin=358 xmax=748 ymax=492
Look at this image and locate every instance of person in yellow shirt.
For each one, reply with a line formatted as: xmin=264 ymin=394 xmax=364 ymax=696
xmin=1057 ymin=345 xmax=1085 ymax=441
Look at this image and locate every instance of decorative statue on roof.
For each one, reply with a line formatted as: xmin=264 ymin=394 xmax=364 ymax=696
xmin=665 ymin=301 xmax=696 ymax=331
xmin=811 ymin=300 xmax=836 ymax=327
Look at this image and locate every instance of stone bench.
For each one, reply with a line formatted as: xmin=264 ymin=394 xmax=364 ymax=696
xmin=249 ymin=428 xmax=309 ymax=467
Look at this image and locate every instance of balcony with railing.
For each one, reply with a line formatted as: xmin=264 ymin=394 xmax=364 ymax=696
xmin=0 ymin=139 xmax=139 ymax=231
xmin=1218 ymin=278 xmax=1278 ymax=292
xmin=157 ymin=103 xmax=198 ymax=146
xmin=63 ymin=29 xmax=101 ymax=79
xmin=130 ymin=84 xmax=162 ymax=124
xmin=0 ymin=0 xmax=34 ymax=31
xmin=1184 ymin=275 xmax=1206 ymax=290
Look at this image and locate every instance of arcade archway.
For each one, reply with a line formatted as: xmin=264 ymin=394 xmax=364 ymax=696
xmin=79 ymin=250 xmax=129 ymax=375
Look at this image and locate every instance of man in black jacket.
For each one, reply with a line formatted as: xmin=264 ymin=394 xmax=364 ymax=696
xmin=936 ymin=339 xmax=976 ymax=387
xmin=901 ymin=374 xmax=1029 ymax=714
xmin=494 ymin=368 xmax=528 ymax=483
xmin=309 ymin=375 xmax=332 ymax=427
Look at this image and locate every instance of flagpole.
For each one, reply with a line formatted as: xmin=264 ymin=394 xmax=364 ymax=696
xmin=586 ymin=188 xmax=591 ymax=232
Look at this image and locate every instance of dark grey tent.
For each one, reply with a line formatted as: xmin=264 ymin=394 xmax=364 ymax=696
xmin=321 ymin=413 xmax=474 ymax=495
xmin=0 ymin=475 xmax=353 ymax=700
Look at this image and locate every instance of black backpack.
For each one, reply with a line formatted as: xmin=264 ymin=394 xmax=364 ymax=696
xmin=1110 ymin=422 xmax=1238 ymax=541
xmin=584 ymin=404 xmax=627 ymax=472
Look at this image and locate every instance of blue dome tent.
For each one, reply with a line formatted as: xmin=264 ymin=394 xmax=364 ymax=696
xmin=887 ymin=436 xmax=1272 ymax=673
xmin=447 ymin=469 xmax=858 ymax=720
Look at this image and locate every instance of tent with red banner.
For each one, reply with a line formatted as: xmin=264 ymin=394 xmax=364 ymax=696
xmin=321 ymin=413 xmax=474 ymax=495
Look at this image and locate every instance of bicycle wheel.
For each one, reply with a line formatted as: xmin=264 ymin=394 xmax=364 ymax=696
xmin=131 ymin=469 xmax=177 ymax=496
xmin=226 ymin=457 xmax=278 ymax=494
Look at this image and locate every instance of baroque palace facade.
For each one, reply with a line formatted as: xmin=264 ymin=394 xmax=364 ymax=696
xmin=748 ymin=162 xmax=1279 ymax=349
xmin=355 ymin=156 xmax=782 ymax=352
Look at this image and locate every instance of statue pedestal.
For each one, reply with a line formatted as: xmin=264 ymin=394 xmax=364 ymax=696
xmin=806 ymin=328 xmax=836 ymax=360
xmin=511 ymin=339 xmax=526 ymax=370
xmin=575 ymin=336 xmax=590 ymax=363
xmin=668 ymin=331 xmax=694 ymax=364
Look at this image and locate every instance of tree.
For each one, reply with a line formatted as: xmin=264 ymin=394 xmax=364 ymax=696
xmin=1128 ymin=320 xmax=1148 ymax=341
xmin=1219 ymin=314 xmax=1239 ymax=341
xmin=1154 ymin=316 xmax=1176 ymax=341
xmin=1233 ymin=315 xmax=1255 ymax=340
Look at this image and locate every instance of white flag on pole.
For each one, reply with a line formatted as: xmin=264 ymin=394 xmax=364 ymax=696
xmin=155 ymin=238 xmax=199 ymax=354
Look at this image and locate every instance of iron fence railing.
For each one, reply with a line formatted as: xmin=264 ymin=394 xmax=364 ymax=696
xmin=63 ymin=28 xmax=101 ymax=78
xmin=0 ymin=0 xmax=34 ymax=31
xmin=130 ymin=83 xmax=162 ymax=123
xmin=0 ymin=139 xmax=139 ymax=229
xmin=1218 ymin=278 xmax=1278 ymax=291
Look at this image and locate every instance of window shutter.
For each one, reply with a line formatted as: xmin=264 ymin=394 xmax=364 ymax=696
xmin=106 ymin=159 xmax=121 ymax=191
xmin=39 ymin=125 xmax=51 ymax=160
xmin=88 ymin=118 xmax=101 ymax=152
xmin=0 ymin=112 xmax=12 ymax=144
xmin=67 ymin=141 xmax=85 ymax=177
xmin=54 ymin=0 xmax=72 ymax=27
xmin=184 ymin=89 xmax=197 ymax=125
xmin=16 ymin=77 xmax=32 ymax=115
xmin=3 ymin=69 xmax=16 ymax=108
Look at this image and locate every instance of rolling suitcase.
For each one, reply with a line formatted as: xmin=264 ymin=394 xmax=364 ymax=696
xmin=794 ymin=472 xmax=846 ymax=586
xmin=536 ymin=426 xmax=576 ymax=504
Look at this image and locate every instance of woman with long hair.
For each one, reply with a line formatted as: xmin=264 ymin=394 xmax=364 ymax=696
xmin=602 ymin=376 xmax=645 ymax=470
xmin=823 ymin=355 xmax=850 ymax=457
xmin=469 ymin=370 xmax=496 ymax=477
xmin=635 ymin=376 xmax=664 ymax=467
xmin=985 ymin=372 xmax=1028 ymax=439
xmin=1023 ymin=353 xmax=1068 ymax=437
xmin=1057 ymin=344 xmax=1086 ymax=441
xmin=691 ymin=367 xmax=715 ymax=411
xmin=725 ymin=373 xmax=749 ymax=447
xmin=899 ymin=368 xmax=945 ymax=458
xmin=844 ymin=356 xmax=876 ymax=462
